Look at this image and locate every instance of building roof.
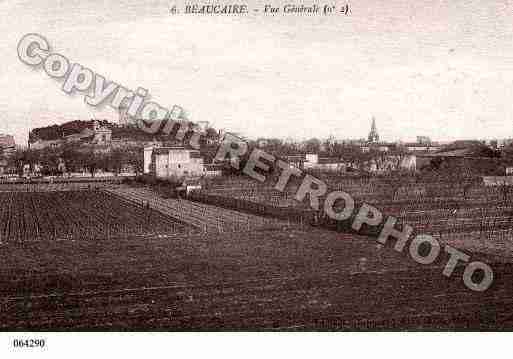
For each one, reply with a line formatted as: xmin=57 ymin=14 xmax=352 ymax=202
xmin=403 ymin=142 xmax=440 ymax=147
xmin=286 ymin=154 xmax=306 ymax=161
xmin=152 ymin=146 xmax=186 ymax=155
xmin=318 ymin=157 xmax=343 ymax=164
xmin=151 ymin=146 xmax=203 ymax=156
xmin=419 ymin=143 xmax=499 ymax=158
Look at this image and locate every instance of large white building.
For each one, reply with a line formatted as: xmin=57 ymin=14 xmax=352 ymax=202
xmin=143 ymin=146 xmax=205 ymax=178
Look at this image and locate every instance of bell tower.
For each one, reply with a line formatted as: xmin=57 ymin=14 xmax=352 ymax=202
xmin=368 ymin=117 xmax=379 ymax=143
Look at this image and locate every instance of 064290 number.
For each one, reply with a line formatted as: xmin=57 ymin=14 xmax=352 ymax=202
xmin=13 ymin=339 xmax=45 ymax=348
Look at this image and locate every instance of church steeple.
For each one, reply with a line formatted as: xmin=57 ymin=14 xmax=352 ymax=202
xmin=368 ymin=117 xmax=379 ymax=143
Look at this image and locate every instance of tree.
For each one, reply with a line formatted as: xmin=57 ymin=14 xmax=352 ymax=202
xmin=61 ymin=144 xmax=84 ymax=172
xmin=38 ymin=148 xmax=61 ymax=174
xmin=124 ymin=146 xmax=144 ymax=175
xmin=332 ymin=144 xmax=363 ymax=165
xmin=304 ymin=138 xmax=321 ymax=153
xmin=501 ymin=144 xmax=513 ymax=167
xmin=80 ymin=149 xmax=103 ymax=177
xmin=106 ymin=148 xmax=125 ymax=175
xmin=204 ymin=127 xmax=219 ymax=143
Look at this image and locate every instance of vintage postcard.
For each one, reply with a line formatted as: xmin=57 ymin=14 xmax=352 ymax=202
xmin=0 ymin=0 xmax=512 ymax=356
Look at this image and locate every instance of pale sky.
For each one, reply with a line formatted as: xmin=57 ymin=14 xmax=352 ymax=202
xmin=1 ymin=0 xmax=513 ymax=144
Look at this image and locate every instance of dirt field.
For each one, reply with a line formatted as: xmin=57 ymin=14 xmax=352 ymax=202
xmin=1 ymin=182 xmax=512 ymax=330
xmin=0 ymin=228 xmax=512 ymax=330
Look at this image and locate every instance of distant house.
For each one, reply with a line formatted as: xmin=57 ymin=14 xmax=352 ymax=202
xmin=415 ymin=142 xmax=500 ymax=174
xmin=204 ymin=164 xmax=223 ymax=177
xmin=91 ymin=121 xmax=112 ymax=145
xmin=285 ymin=154 xmax=306 ymax=169
xmin=498 ymin=139 xmax=513 ymax=148
xmin=303 ymin=153 xmax=346 ymax=171
xmin=305 ymin=153 xmax=318 ymax=166
xmin=360 ymin=143 xmax=396 ymax=153
xmin=403 ymin=142 xmax=440 ymax=153
xmin=144 ymin=146 xmax=205 ymax=178
xmin=316 ymin=157 xmax=347 ymax=171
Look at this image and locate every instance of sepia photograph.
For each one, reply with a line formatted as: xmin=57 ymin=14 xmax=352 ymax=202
xmin=0 ymin=0 xmax=512 ymax=356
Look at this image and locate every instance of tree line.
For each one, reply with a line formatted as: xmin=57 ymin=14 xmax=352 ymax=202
xmin=6 ymin=144 xmax=143 ymax=177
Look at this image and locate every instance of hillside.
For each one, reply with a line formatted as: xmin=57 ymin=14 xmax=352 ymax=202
xmin=29 ymin=120 xmax=188 ymax=144
xmin=29 ymin=120 xmax=111 ymax=142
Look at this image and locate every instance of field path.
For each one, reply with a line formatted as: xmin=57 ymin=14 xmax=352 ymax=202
xmin=104 ymin=186 xmax=291 ymax=233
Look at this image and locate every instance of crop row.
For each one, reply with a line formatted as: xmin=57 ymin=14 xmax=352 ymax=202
xmin=0 ymin=191 xmax=190 ymax=242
